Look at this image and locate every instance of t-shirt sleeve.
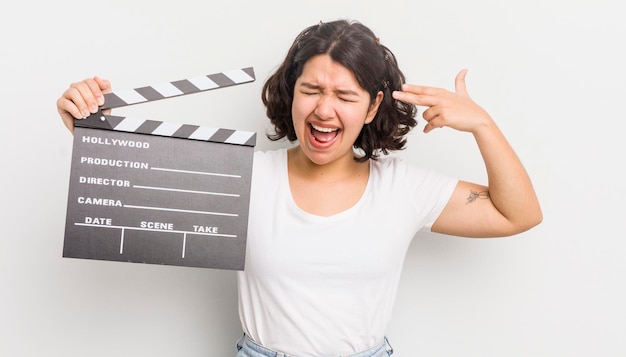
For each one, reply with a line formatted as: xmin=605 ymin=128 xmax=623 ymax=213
xmin=392 ymin=157 xmax=459 ymax=230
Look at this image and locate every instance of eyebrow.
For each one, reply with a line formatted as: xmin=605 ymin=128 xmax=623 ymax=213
xmin=299 ymin=82 xmax=360 ymax=97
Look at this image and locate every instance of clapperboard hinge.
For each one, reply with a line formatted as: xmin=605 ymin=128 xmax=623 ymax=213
xmin=76 ymin=67 xmax=257 ymax=147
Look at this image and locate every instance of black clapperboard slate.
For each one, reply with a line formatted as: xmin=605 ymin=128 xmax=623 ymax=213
xmin=63 ymin=68 xmax=256 ymax=270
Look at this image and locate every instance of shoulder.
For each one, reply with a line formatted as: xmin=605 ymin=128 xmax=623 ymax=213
xmin=252 ymin=148 xmax=288 ymax=177
xmin=249 ymin=148 xmax=290 ymax=208
xmin=371 ymin=155 xmax=428 ymax=179
xmin=371 ymin=154 xmax=458 ymax=193
xmin=253 ymin=148 xmax=287 ymax=166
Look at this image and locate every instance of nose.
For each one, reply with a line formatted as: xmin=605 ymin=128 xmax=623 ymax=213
xmin=313 ymin=94 xmax=335 ymax=120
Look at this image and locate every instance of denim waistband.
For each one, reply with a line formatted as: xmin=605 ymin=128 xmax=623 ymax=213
xmin=236 ymin=334 xmax=393 ymax=357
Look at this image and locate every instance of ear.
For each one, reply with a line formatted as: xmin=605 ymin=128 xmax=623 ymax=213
xmin=365 ymin=91 xmax=384 ymax=124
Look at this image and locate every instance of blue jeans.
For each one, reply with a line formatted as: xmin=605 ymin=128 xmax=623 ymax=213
xmin=235 ymin=334 xmax=393 ymax=357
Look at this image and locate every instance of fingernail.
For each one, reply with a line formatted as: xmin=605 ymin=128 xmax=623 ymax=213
xmin=97 ymin=96 xmax=104 ymax=106
xmin=81 ymin=109 xmax=90 ymax=117
xmin=89 ymin=105 xmax=98 ymax=113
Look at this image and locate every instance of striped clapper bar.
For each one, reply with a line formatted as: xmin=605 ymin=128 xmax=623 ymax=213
xmin=63 ymin=68 xmax=255 ymax=270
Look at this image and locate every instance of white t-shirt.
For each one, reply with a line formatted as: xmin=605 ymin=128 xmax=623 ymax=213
xmin=237 ymin=148 xmax=458 ymax=356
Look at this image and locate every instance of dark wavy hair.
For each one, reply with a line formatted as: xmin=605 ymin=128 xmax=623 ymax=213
xmin=262 ymin=19 xmax=417 ymax=161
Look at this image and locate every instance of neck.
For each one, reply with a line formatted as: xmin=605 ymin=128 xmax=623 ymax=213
xmin=287 ymin=147 xmax=368 ymax=182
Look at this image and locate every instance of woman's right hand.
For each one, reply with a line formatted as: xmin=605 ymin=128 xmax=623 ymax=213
xmin=56 ymin=76 xmax=112 ymax=133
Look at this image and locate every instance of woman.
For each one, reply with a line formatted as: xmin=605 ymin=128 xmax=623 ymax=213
xmin=57 ymin=19 xmax=542 ymax=357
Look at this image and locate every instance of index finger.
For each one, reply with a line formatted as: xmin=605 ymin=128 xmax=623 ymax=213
xmin=77 ymin=77 xmax=106 ymax=107
xmin=392 ymin=84 xmax=443 ymax=107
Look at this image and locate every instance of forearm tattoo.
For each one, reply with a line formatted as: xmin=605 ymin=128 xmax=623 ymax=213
xmin=466 ymin=190 xmax=490 ymax=204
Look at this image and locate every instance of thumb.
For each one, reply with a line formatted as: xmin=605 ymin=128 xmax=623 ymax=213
xmin=455 ymin=69 xmax=469 ymax=96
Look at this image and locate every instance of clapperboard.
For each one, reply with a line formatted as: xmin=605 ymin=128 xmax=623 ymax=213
xmin=63 ymin=68 xmax=256 ymax=270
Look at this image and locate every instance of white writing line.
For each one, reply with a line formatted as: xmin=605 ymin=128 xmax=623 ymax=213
xmin=74 ymin=223 xmax=237 ymax=238
xmin=123 ymin=204 xmax=238 ymax=217
xmin=133 ymin=185 xmax=240 ymax=197
xmin=151 ymin=167 xmax=241 ymax=178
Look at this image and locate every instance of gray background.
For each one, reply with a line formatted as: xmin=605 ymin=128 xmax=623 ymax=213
xmin=1 ymin=0 xmax=623 ymax=356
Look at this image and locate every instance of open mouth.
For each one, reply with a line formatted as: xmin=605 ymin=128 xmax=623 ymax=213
xmin=309 ymin=123 xmax=339 ymax=143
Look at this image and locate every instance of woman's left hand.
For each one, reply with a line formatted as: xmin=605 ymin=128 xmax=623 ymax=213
xmin=392 ymin=69 xmax=492 ymax=134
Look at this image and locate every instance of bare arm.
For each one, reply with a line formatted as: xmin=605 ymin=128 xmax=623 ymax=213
xmin=392 ymin=70 xmax=542 ymax=238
